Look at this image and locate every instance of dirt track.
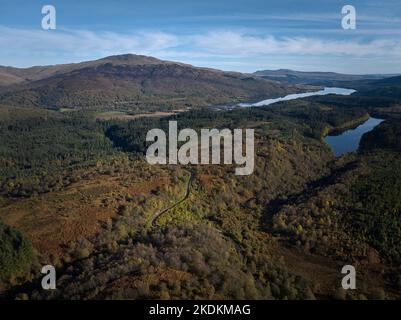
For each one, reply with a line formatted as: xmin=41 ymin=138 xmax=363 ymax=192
xmin=151 ymin=171 xmax=194 ymax=227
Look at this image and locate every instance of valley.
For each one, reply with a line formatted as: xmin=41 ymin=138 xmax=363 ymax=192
xmin=0 ymin=54 xmax=401 ymax=300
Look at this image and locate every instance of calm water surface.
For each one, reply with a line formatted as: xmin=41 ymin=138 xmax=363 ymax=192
xmin=224 ymin=86 xmax=380 ymax=157
xmin=325 ymin=117 xmax=384 ymax=157
xmin=237 ymin=87 xmax=356 ymax=108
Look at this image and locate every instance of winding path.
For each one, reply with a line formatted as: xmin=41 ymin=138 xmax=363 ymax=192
xmin=150 ymin=170 xmax=245 ymax=262
xmin=151 ymin=171 xmax=194 ymax=227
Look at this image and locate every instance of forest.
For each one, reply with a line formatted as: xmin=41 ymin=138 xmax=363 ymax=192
xmin=0 ymin=83 xmax=401 ymax=300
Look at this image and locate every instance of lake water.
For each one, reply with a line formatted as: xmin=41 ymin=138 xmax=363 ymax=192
xmin=237 ymin=87 xmax=356 ymax=108
xmin=325 ymin=117 xmax=385 ymax=157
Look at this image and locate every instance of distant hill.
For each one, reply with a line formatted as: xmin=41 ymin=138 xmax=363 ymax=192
xmin=253 ymin=69 xmax=395 ymax=85
xmin=0 ymin=55 xmax=169 ymax=87
xmin=372 ymin=75 xmax=401 ymax=86
xmin=0 ymin=55 xmax=297 ymax=110
xmin=353 ymin=75 xmax=401 ymax=99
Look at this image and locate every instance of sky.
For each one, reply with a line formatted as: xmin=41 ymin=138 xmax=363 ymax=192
xmin=0 ymin=0 xmax=400 ymax=73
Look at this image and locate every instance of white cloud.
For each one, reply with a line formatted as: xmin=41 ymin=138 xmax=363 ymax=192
xmin=190 ymin=31 xmax=401 ymax=57
xmin=0 ymin=26 xmax=400 ymax=73
xmin=0 ymin=26 xmax=179 ymax=60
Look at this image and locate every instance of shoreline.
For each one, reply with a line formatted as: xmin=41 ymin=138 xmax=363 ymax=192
xmin=321 ymin=113 xmax=371 ymax=139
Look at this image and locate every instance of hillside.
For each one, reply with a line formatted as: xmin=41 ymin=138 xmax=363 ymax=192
xmin=1 ymin=94 xmax=401 ymax=300
xmin=373 ymin=75 xmax=401 ymax=86
xmin=0 ymin=55 xmax=168 ymax=87
xmin=1 ymin=56 xmax=401 ymax=301
xmin=352 ymin=75 xmax=401 ymax=100
xmin=0 ymin=55 xmax=297 ymax=110
xmin=253 ymin=69 xmax=393 ymax=85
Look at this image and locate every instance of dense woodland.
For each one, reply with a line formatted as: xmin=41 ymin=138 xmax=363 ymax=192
xmin=360 ymin=120 xmax=401 ymax=152
xmin=0 ymin=109 xmax=121 ymax=197
xmin=1 ymin=74 xmax=401 ymax=300
xmin=0 ymin=221 xmax=36 ymax=292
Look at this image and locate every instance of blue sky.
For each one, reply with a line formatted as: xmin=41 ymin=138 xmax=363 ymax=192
xmin=0 ymin=0 xmax=400 ymax=73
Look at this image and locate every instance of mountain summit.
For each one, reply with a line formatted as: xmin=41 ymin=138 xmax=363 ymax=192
xmin=0 ymin=54 xmax=296 ymax=110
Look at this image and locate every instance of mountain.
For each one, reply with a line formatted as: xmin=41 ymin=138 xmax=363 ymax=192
xmin=351 ymin=75 xmax=401 ymax=100
xmin=253 ymin=69 xmax=395 ymax=85
xmin=372 ymin=75 xmax=401 ymax=86
xmin=0 ymin=55 xmax=297 ymax=110
xmin=0 ymin=55 xmax=170 ymax=87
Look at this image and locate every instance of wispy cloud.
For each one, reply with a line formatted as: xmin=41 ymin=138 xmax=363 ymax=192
xmin=189 ymin=31 xmax=401 ymax=57
xmin=0 ymin=26 xmax=179 ymax=61
xmin=0 ymin=26 xmax=400 ymax=73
